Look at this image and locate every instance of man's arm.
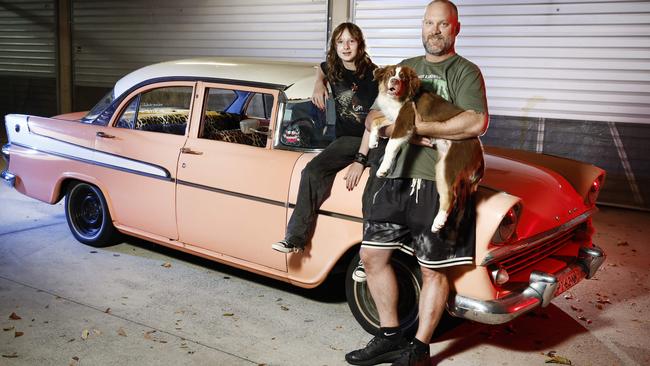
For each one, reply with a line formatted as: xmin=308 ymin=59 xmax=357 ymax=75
xmin=414 ymin=108 xmax=488 ymax=140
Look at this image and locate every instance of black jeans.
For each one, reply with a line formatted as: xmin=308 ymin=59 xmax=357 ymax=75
xmin=285 ymin=136 xmax=362 ymax=248
xmin=285 ymin=136 xmax=387 ymax=248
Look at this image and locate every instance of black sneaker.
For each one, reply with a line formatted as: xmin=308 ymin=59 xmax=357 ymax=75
xmin=390 ymin=342 xmax=431 ymax=366
xmin=271 ymin=239 xmax=303 ymax=253
xmin=345 ymin=335 xmax=408 ymax=365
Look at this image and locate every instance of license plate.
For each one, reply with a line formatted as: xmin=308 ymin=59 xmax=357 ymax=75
xmin=554 ymin=266 xmax=585 ymax=297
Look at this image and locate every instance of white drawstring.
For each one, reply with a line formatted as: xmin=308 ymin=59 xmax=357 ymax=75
xmin=409 ymin=178 xmax=423 ymax=204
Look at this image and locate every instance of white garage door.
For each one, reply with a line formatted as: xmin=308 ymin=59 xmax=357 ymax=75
xmin=72 ymin=0 xmax=329 ymax=87
xmin=353 ymin=0 xmax=650 ymax=125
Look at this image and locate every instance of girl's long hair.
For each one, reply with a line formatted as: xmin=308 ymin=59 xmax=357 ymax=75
xmin=325 ymin=22 xmax=376 ymax=82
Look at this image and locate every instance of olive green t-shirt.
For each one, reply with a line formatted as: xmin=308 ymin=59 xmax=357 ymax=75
xmin=385 ymin=54 xmax=488 ymax=180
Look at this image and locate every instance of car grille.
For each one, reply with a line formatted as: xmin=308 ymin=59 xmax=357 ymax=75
xmin=496 ymin=225 xmax=579 ymax=275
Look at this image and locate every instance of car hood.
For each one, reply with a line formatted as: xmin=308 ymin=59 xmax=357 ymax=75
xmin=481 ymin=153 xmax=589 ymax=238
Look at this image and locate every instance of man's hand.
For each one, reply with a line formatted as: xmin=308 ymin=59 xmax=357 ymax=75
xmin=311 ymin=82 xmax=329 ymax=111
xmin=344 ymin=162 xmax=365 ymax=191
xmin=409 ymin=135 xmax=435 ymax=147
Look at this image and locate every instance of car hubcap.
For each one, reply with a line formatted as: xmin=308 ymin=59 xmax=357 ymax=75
xmin=71 ymin=186 xmax=102 ymax=238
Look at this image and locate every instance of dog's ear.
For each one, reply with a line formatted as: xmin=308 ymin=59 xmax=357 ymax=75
xmin=405 ymin=67 xmax=421 ymax=97
xmin=373 ymin=66 xmax=388 ymax=81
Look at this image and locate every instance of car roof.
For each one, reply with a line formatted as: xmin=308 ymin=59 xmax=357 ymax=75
xmin=114 ymin=57 xmax=318 ymax=100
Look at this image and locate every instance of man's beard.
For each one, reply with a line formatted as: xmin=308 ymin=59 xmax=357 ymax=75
xmin=423 ymin=34 xmax=453 ymax=56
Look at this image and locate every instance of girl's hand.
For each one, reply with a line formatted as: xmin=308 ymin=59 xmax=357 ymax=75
xmin=311 ymin=82 xmax=329 ymax=110
xmin=344 ymin=162 xmax=365 ymax=191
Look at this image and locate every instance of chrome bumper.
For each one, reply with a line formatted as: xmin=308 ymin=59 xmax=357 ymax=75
xmin=1 ymin=170 xmax=16 ymax=187
xmin=448 ymin=245 xmax=605 ymax=324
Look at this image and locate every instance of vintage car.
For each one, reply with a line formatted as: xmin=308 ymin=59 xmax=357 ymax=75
xmin=1 ymin=58 xmax=606 ymax=335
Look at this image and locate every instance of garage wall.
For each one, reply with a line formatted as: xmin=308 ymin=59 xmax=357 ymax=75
xmin=0 ymin=0 xmax=58 ymax=121
xmin=353 ymin=0 xmax=650 ymax=210
xmin=353 ymin=0 xmax=650 ymax=124
xmin=72 ymin=0 xmax=329 ymax=88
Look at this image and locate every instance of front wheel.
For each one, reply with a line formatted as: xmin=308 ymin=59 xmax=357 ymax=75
xmin=65 ymin=182 xmax=119 ymax=247
xmin=345 ymin=252 xmax=422 ymax=336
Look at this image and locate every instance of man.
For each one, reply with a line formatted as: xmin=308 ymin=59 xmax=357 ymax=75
xmin=345 ymin=1 xmax=488 ymax=365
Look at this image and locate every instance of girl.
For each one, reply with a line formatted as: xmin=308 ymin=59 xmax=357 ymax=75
xmin=272 ymin=23 xmax=378 ymax=253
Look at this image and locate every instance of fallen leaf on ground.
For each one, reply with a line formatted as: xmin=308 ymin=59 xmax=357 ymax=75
xmin=14 ymin=331 xmax=24 ymax=337
xmin=280 ymin=306 xmax=289 ymax=311
xmin=144 ymin=330 xmax=156 ymax=340
xmin=2 ymin=352 xmax=18 ymax=358
xmin=162 ymin=262 xmax=172 ymax=268
xmin=3 ymin=326 xmax=14 ymax=331
xmin=81 ymin=329 xmax=90 ymax=340
xmin=9 ymin=312 xmax=21 ymax=320
xmin=545 ymin=354 xmax=572 ymax=364
xmin=105 ymin=308 xmax=111 ymax=314
xmin=117 ymin=328 xmax=127 ymax=337
xmin=222 ymin=313 xmax=234 ymax=317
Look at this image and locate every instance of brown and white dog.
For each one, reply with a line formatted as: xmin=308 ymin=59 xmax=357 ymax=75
xmin=369 ymin=65 xmax=484 ymax=232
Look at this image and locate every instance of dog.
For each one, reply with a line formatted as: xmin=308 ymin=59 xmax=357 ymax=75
xmin=369 ymin=65 xmax=484 ymax=233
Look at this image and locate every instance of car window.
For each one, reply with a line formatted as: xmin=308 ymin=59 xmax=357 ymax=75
xmin=116 ymin=96 xmax=139 ymax=129
xmin=246 ymin=93 xmax=274 ymax=119
xmin=115 ymin=86 xmax=193 ymax=135
xmin=199 ymin=87 xmax=271 ymax=148
xmin=276 ymin=98 xmax=335 ymax=150
xmin=82 ymin=89 xmax=115 ymax=124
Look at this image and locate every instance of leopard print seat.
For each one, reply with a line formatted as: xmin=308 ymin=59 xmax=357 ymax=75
xmin=212 ymin=129 xmax=267 ymax=148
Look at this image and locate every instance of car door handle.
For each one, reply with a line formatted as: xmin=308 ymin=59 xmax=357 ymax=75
xmin=180 ymin=147 xmax=203 ymax=155
xmin=96 ymin=131 xmax=115 ymax=138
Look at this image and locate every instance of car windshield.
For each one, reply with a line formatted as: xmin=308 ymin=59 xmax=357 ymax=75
xmin=277 ymin=98 xmax=335 ymax=150
xmin=81 ymin=89 xmax=115 ymax=123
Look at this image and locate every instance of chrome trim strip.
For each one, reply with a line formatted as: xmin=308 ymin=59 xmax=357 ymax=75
xmin=176 ymin=179 xmax=363 ymax=223
xmin=449 ymin=245 xmax=605 ymax=324
xmin=1 ymin=170 xmax=15 ymax=187
xmin=482 ymin=208 xmax=597 ymax=266
xmin=11 ymin=142 xmax=173 ymax=182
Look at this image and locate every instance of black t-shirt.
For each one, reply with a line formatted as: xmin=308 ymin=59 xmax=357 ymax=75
xmin=321 ymin=62 xmax=378 ymax=138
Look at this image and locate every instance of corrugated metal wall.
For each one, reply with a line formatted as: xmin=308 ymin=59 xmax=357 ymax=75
xmin=0 ymin=0 xmax=58 ymax=120
xmin=353 ymin=0 xmax=650 ymax=125
xmin=72 ymin=0 xmax=329 ymax=87
xmin=353 ymin=0 xmax=650 ymax=210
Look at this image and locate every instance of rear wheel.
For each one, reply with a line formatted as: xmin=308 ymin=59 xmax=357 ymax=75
xmin=345 ymin=252 xmax=422 ymax=336
xmin=65 ymin=182 xmax=119 ymax=247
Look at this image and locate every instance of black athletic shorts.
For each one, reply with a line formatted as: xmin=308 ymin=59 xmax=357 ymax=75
xmin=362 ymin=178 xmax=476 ymax=269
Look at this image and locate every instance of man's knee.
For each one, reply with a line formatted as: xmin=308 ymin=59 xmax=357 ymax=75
xmin=420 ymin=267 xmax=448 ymax=286
xmin=360 ymin=248 xmax=392 ymax=271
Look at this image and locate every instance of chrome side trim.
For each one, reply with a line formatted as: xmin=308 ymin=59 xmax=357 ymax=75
xmin=10 ymin=141 xmax=173 ymax=182
xmin=1 ymin=170 xmax=16 ymax=187
xmin=449 ymin=245 xmax=605 ymax=324
xmin=176 ymin=179 xmax=363 ymax=223
xmin=482 ymin=208 xmax=597 ymax=266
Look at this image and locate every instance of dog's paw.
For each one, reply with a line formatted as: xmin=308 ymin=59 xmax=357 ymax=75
xmin=369 ymin=140 xmax=379 ymax=149
xmin=376 ymin=168 xmax=388 ymax=177
xmin=431 ymin=213 xmax=448 ymax=233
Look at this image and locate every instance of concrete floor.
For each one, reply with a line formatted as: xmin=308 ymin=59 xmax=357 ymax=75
xmin=0 ymin=180 xmax=649 ymax=365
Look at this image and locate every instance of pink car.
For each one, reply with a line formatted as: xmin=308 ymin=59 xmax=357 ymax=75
xmin=1 ymin=58 xmax=606 ymax=335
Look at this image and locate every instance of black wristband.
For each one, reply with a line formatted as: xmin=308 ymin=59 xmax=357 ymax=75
xmin=353 ymin=152 xmax=368 ymax=166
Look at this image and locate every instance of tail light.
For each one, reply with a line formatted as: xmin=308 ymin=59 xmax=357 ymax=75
xmin=491 ymin=204 xmax=521 ymax=245
xmin=585 ymin=174 xmax=604 ymax=206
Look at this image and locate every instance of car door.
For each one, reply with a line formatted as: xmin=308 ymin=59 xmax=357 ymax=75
xmin=93 ymin=81 xmax=195 ymax=240
xmin=175 ymin=82 xmax=297 ymax=271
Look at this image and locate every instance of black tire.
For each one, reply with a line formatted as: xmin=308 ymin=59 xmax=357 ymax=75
xmin=345 ymin=252 xmax=422 ymax=336
xmin=65 ymin=182 xmax=119 ymax=247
